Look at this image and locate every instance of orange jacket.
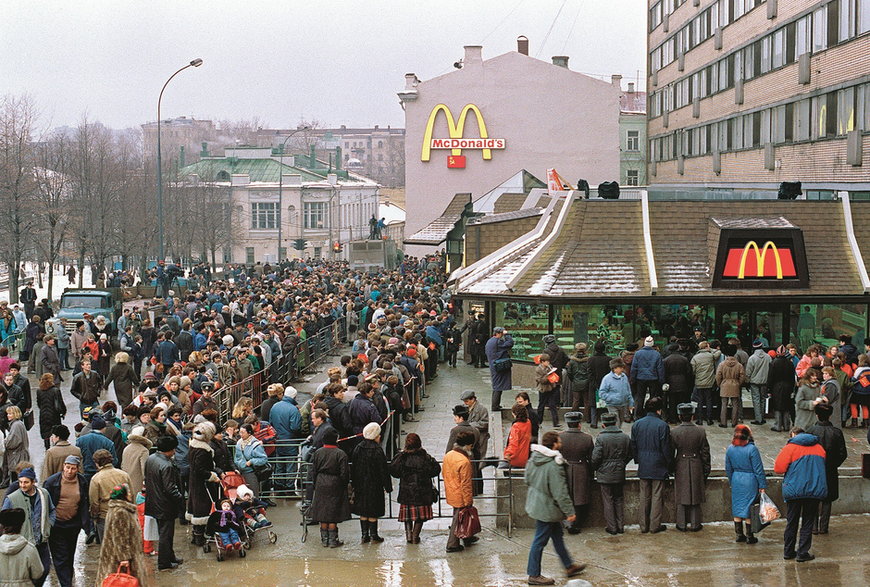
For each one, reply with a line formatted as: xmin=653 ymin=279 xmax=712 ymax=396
xmin=443 ymin=448 xmax=473 ymax=508
xmin=504 ymin=419 xmax=532 ymax=467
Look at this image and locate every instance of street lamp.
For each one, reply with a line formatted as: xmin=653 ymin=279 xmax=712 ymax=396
xmin=277 ymin=126 xmax=310 ymax=262
xmin=156 ymin=58 xmax=203 ymax=263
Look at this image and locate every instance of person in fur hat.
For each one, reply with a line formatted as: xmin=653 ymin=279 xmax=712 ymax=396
xmin=187 ymin=421 xmax=221 ymax=546
xmin=96 ymin=484 xmax=154 ymax=586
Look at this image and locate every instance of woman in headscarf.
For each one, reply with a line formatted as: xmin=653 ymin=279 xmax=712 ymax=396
xmin=724 ymin=424 xmax=767 ymax=545
xmin=96 ymin=484 xmax=154 ymax=587
xmin=350 ymin=422 xmax=392 ymax=543
xmin=95 ymin=333 xmax=112 ymax=381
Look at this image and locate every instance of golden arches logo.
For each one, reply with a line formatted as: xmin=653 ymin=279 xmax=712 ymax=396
xmin=420 ymin=104 xmax=504 ymax=162
xmin=737 ymin=241 xmax=783 ymax=279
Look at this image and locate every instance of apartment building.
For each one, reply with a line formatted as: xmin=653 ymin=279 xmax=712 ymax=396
xmin=647 ymin=0 xmax=870 ymax=194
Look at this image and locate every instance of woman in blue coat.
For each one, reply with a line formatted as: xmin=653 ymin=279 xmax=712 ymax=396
xmin=725 ymin=424 xmax=767 ymax=544
xmin=233 ymin=423 xmax=269 ymax=497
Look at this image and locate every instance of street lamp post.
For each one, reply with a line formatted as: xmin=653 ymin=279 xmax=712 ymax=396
xmin=276 ymin=126 xmax=310 ymax=263
xmin=156 ymin=58 xmax=203 ymax=263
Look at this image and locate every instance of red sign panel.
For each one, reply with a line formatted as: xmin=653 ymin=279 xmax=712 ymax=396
xmin=447 ymin=155 xmax=466 ymax=168
xmin=721 ymin=241 xmax=797 ymax=279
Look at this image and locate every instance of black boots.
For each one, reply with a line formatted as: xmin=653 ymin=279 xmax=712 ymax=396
xmin=328 ymin=528 xmax=343 ymax=548
xmin=735 ymin=521 xmax=746 ymax=543
xmin=411 ymin=521 xmax=423 ymax=544
xmin=191 ymin=526 xmax=206 ymax=546
xmin=360 ymin=519 xmax=371 ymax=543
xmin=320 ymin=528 xmax=329 ymax=547
xmin=405 ymin=521 xmax=414 ymax=543
xmin=369 ymin=520 xmax=384 ymax=543
xmin=746 ymin=527 xmax=758 ymax=544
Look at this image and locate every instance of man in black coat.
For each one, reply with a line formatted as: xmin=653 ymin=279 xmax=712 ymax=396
xmin=670 ymin=403 xmax=711 ymax=532
xmin=663 ymin=347 xmax=693 ymax=423
xmin=807 ymin=403 xmax=847 ymax=534
xmin=145 ymin=435 xmax=184 ymax=571
xmin=630 ymin=397 xmax=673 ymax=534
xmin=20 ymin=282 xmax=37 ymax=319
xmin=43 ymin=456 xmax=89 ymax=587
xmin=586 ymin=341 xmax=612 ymax=427
xmin=591 ymin=411 xmax=633 ymax=534
xmin=559 ymin=412 xmax=594 ymax=533
xmin=468 ymin=313 xmax=489 ymax=368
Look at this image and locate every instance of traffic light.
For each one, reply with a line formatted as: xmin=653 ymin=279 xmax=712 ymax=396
xmin=332 ymin=241 xmax=343 ymax=253
xmin=293 ymin=238 xmax=307 ymax=251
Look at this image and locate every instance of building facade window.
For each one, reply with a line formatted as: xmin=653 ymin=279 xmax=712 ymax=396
xmin=251 ymin=202 xmax=279 ymax=229
xmin=626 ymin=169 xmax=639 ymax=186
xmin=303 ymin=201 xmax=327 ymax=229
xmin=626 ymin=130 xmax=640 ymax=151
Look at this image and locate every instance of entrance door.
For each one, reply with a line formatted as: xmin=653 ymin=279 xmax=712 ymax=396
xmin=717 ymin=306 xmax=786 ymax=350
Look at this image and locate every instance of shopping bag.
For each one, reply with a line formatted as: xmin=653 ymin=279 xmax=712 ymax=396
xmin=101 ymin=561 xmax=140 ymax=587
xmin=454 ymin=505 xmax=481 ymax=539
xmin=749 ymin=503 xmax=769 ymax=534
xmin=759 ymin=492 xmax=781 ymax=523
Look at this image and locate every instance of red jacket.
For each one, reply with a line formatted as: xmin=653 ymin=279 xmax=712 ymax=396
xmin=504 ymin=419 xmax=532 ymax=467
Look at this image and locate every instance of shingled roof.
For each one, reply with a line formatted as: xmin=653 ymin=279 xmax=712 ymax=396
xmin=404 ymin=193 xmax=473 ymax=246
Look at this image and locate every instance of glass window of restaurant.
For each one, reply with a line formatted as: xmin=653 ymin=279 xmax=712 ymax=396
xmin=494 ymin=302 xmax=550 ymax=361
xmin=789 ymin=303 xmax=867 ymax=354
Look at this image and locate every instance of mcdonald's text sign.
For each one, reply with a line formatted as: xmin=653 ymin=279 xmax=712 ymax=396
xmin=713 ymin=229 xmax=808 ymax=289
xmin=421 ymin=103 xmax=505 ymax=166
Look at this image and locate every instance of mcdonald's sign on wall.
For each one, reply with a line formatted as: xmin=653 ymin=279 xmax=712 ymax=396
xmin=712 ymin=228 xmax=809 ymax=289
xmin=421 ymin=103 xmax=506 ymax=167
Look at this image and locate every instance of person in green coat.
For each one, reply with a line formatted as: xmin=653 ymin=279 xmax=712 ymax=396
xmin=524 ymin=431 xmax=587 ymax=586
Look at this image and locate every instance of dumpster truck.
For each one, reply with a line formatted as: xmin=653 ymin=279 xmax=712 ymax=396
xmin=46 ymin=288 xmax=123 ymax=337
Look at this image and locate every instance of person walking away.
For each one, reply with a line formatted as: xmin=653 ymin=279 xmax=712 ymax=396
xmin=121 ymin=426 xmax=152 ymax=498
xmin=691 ymin=341 xmax=721 ymax=426
xmin=630 ymin=397 xmax=673 ymax=534
xmin=106 ymin=352 xmax=138 ymax=410
xmin=36 ymin=373 xmax=64 ymax=450
xmin=566 ymin=343 xmax=590 ymax=414
xmin=0 ymin=508 xmax=44 ymax=586
xmin=308 ymin=428 xmax=352 ymax=548
xmin=586 ymin=341 xmax=611 ymax=428
xmin=591 ymin=412 xmax=633 ymax=534
xmin=819 ymin=367 xmax=842 ymax=430
xmin=40 ymin=425 xmax=81 ymax=481
xmin=96 ymin=484 xmax=154 ymax=586
xmin=524 ymin=430 xmax=587 ymax=585
xmin=145 ymin=435 xmax=184 ymax=570
xmin=40 ymin=336 xmax=62 ymax=386
xmin=806 ymin=403 xmax=847 ymax=534
xmin=774 ymin=427 xmax=828 ymax=562
xmin=716 ymin=347 xmax=746 ymax=428
xmin=542 ymin=335 xmax=570 ymax=407
xmin=559 ymin=412 xmax=593 ymax=534
xmin=534 ymin=353 xmax=560 ymax=427
xmin=351 ymin=422 xmax=392 ymax=543
xmin=663 ymin=345 xmax=693 ymax=423
xmin=1 ymin=467 xmax=54 ymax=586
xmin=485 ymin=327 xmax=514 ymax=412
xmin=794 ymin=368 xmax=823 ymax=430
xmin=670 ymin=403 xmax=711 ymax=532
xmin=724 ymin=425 xmax=767 ymax=544
xmin=269 ymin=386 xmax=302 ymax=492
xmin=769 ymin=346 xmax=796 ymax=432
xmin=389 ymin=433 xmax=441 ymax=544
xmin=597 ymin=358 xmax=634 ymax=427
xmin=88 ymin=449 xmax=130 ymax=541
xmin=443 ymin=431 xmax=475 ymax=553
xmin=630 ymin=336 xmax=664 ymax=419
xmin=43 ymin=456 xmax=89 ymax=587
xmin=745 ymin=339 xmax=772 ymax=425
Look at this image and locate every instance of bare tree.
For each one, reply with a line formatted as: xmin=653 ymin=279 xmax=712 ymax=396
xmin=0 ymin=95 xmax=39 ymax=303
xmin=33 ymin=131 xmax=72 ymax=301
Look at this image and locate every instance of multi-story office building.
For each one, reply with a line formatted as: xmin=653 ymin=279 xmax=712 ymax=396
xmin=647 ymin=0 xmax=870 ymax=194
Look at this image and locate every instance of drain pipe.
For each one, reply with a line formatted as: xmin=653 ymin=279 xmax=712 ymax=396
xmin=840 ymin=191 xmax=870 ymax=294
xmin=641 ymin=189 xmax=658 ymax=295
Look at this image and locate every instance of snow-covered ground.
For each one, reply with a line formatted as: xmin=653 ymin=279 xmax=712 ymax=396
xmin=0 ymin=262 xmax=94 ymax=304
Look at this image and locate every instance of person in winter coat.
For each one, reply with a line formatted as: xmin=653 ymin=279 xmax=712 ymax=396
xmin=630 ymin=397 xmax=673 ymax=534
xmin=670 ymin=403 xmax=711 ymax=532
xmin=806 ymin=403 xmax=847 ymax=534
xmin=36 ymin=373 xmax=64 ymax=450
xmin=443 ymin=430 xmax=475 ymax=553
xmin=389 ymin=432 xmax=441 ymax=544
xmin=819 ymin=367 xmax=842 ymax=430
xmin=691 ymin=342 xmax=722 ymax=423
xmin=144 ymin=435 xmax=183 ymax=571
xmin=524 ymin=431 xmax=587 ymax=585
xmin=106 ymin=352 xmax=139 ymax=410
xmin=774 ymin=427 xmax=828 ymax=562
xmin=630 ymin=336 xmax=664 ymax=419
xmin=40 ymin=425 xmax=81 ymax=481
xmin=43 ymin=456 xmax=89 ymax=587
xmin=534 ymin=353 xmax=560 ymax=427
xmin=794 ymin=369 xmax=823 ymax=431
xmin=467 ymin=313 xmax=489 ymax=368
xmin=351 ymin=422 xmax=392 ymax=543
xmin=566 ymin=343 xmax=591 ymax=414
xmin=716 ymin=347 xmax=746 ymax=428
xmin=3 ymin=406 xmax=30 ymax=485
xmin=70 ymin=360 xmax=102 ymax=417
xmin=96 ymin=485 xmax=154 ymax=587
xmin=187 ymin=421 xmax=221 ymax=546
xmin=308 ymin=428 xmax=351 ymax=548
xmin=121 ymin=426 xmax=152 ymax=497
xmin=725 ymin=425 xmax=767 ymax=544
xmin=559 ymin=412 xmax=594 ymax=534
xmin=269 ymin=386 xmax=302 ymax=491
xmin=0 ymin=508 xmax=44 ymax=586
xmin=597 ymin=359 xmax=634 ymax=427
xmin=769 ymin=347 xmax=796 ymax=432
xmin=663 ymin=347 xmax=693 ymax=423
xmin=591 ymin=411 xmax=633 ymax=534
xmin=485 ymin=327 xmax=514 ymax=412
xmin=503 ymin=404 xmax=532 ymax=469
xmin=233 ymin=423 xmax=269 ymax=497
xmin=541 ymin=335 xmax=570 ymax=407
xmin=40 ymin=336 xmax=62 ymax=386
xmin=745 ymin=340 xmax=772 ymax=425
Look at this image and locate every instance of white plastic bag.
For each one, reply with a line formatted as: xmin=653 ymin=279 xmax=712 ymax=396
xmin=759 ymin=492 xmax=781 ymax=523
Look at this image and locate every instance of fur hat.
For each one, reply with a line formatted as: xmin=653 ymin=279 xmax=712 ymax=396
xmin=131 ymin=426 xmax=145 ymax=437
xmin=193 ymin=421 xmax=216 ymax=442
xmin=156 ymin=435 xmax=179 ymax=452
xmin=363 ymin=422 xmax=381 ymax=440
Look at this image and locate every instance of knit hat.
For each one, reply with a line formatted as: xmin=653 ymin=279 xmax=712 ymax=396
xmin=131 ymin=426 xmax=145 ymax=437
xmin=0 ymin=508 xmax=26 ymax=529
xmin=18 ymin=467 xmax=36 ymax=480
xmin=109 ymin=484 xmax=129 ymax=500
xmin=542 ymin=334 xmax=556 ymax=344
xmin=156 ymin=435 xmax=179 ymax=452
xmin=179 ymin=376 xmax=192 ymax=389
xmin=222 ymin=335 xmax=235 ymax=347
xmin=363 ymin=422 xmax=381 ymax=440
xmin=752 ymin=339 xmax=763 ymax=349
xmin=91 ymin=416 xmax=106 ymax=430
xmin=284 ymin=386 xmax=298 ymax=399
xmin=237 ymin=485 xmax=254 ymax=500
xmin=644 ymin=336 xmax=654 ymax=347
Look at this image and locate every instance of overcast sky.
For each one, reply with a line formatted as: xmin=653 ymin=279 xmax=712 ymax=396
xmin=2 ymin=0 xmax=646 ymax=131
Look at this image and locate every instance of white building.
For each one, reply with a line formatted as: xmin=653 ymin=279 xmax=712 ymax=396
xmin=179 ymin=146 xmax=379 ymax=263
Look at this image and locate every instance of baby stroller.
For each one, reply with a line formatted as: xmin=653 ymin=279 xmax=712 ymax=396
xmin=204 ymin=509 xmax=245 ymax=561
xmin=234 ymin=483 xmax=278 ymax=549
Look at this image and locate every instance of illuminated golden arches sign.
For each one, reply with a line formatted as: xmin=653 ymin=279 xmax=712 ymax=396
xmin=420 ymin=103 xmax=505 ymax=162
xmin=722 ymin=240 xmax=797 ymax=279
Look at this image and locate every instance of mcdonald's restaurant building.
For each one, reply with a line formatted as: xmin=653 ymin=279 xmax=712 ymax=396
xmin=399 ymin=42 xmax=622 ymax=256
xmin=449 ymin=190 xmax=870 ymax=366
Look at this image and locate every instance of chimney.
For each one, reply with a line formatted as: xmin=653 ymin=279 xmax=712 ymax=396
xmin=463 ymin=45 xmax=483 ymax=67
xmin=517 ymin=35 xmax=529 ymax=55
xmin=628 ymin=82 xmax=635 ymax=93
xmin=611 ymin=74 xmax=623 ymax=88
xmin=403 ymin=73 xmax=419 ymax=90
xmin=283 ymin=174 xmax=302 ymax=186
xmin=551 ymin=56 xmax=569 ymax=68
xmin=327 ymin=173 xmax=338 ymax=185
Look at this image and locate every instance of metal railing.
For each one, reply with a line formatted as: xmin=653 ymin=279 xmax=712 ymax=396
xmin=1 ymin=332 xmax=25 ymax=349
